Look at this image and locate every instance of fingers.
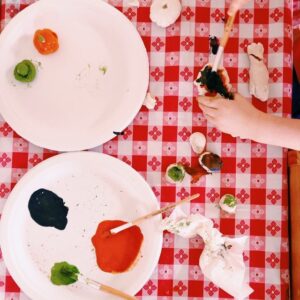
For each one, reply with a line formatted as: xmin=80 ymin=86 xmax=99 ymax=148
xmin=233 ymin=92 xmax=245 ymax=102
xmin=205 ymin=113 xmax=216 ymax=125
xmin=198 ymin=102 xmax=216 ymax=118
xmin=197 ymin=96 xmax=220 ymax=109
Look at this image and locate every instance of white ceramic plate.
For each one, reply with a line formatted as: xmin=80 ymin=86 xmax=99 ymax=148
xmin=0 ymin=0 xmax=149 ymax=151
xmin=0 ymin=152 xmax=162 ymax=300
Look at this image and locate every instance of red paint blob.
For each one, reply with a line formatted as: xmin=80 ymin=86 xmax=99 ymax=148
xmin=91 ymin=220 xmax=143 ymax=273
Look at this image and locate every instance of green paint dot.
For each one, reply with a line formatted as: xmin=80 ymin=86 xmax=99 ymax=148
xmin=223 ymin=194 xmax=236 ymax=207
xmin=38 ymin=35 xmax=46 ymax=43
xmin=167 ymin=165 xmax=185 ymax=182
xmin=14 ymin=60 xmax=36 ymax=83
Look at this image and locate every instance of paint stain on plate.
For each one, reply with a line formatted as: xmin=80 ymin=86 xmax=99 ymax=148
xmin=28 ymin=188 xmax=69 ymax=230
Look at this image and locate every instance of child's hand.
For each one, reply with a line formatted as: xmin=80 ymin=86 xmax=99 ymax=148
xmin=197 ymin=93 xmax=263 ymax=139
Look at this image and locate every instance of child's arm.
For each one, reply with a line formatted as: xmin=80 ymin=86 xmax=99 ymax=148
xmin=198 ymin=93 xmax=300 ymax=150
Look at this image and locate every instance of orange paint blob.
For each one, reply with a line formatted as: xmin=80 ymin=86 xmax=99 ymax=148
xmin=33 ymin=29 xmax=59 ymax=55
xmin=91 ymin=220 xmax=143 ymax=273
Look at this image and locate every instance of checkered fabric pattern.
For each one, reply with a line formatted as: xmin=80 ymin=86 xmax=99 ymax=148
xmin=0 ymin=0 xmax=292 ymax=299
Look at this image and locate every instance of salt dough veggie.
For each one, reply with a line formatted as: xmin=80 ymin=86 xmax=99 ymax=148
xmin=150 ymin=0 xmax=182 ymax=28
xmin=166 ymin=163 xmax=185 ymax=183
xmin=189 ymin=132 xmax=206 ymax=154
xmin=199 ymin=152 xmax=223 ymax=173
xmin=219 ymin=194 xmax=237 ymax=214
xmin=14 ymin=60 xmax=36 ymax=83
xmin=33 ymin=28 xmax=59 ymax=55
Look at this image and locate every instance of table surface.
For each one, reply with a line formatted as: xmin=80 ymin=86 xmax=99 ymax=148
xmin=0 ymin=0 xmax=292 ymax=299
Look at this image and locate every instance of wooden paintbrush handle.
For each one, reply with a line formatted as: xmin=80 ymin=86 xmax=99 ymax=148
xmin=212 ymin=12 xmax=237 ymax=71
xmin=132 ymin=193 xmax=200 ymax=225
xmin=100 ymin=284 xmax=137 ymax=300
xmin=111 ymin=194 xmax=200 ymax=234
xmin=220 ymin=13 xmax=236 ymax=48
xmin=288 ymin=150 xmax=300 ymax=299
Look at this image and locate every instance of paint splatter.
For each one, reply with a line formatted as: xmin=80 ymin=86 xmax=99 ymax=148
xmin=99 ymin=66 xmax=107 ymax=74
xmin=113 ymin=131 xmax=125 ymax=136
xmin=28 ymin=189 xmax=68 ymax=230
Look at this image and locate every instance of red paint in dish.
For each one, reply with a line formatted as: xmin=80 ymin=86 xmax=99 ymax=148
xmin=91 ymin=220 xmax=143 ymax=273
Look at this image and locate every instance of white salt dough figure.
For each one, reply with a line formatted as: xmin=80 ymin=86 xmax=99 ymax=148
xmin=143 ymin=92 xmax=157 ymax=109
xmin=150 ymin=0 xmax=182 ymax=28
xmin=194 ymin=64 xmax=232 ymax=97
xmin=189 ymin=132 xmax=206 ymax=154
xmin=247 ymin=42 xmax=269 ymax=102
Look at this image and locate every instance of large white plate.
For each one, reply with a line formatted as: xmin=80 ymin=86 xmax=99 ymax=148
xmin=0 ymin=0 xmax=149 ymax=151
xmin=0 ymin=152 xmax=162 ymax=300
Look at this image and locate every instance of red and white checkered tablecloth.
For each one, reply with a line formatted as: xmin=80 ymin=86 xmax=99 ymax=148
xmin=0 ymin=0 xmax=292 ymax=299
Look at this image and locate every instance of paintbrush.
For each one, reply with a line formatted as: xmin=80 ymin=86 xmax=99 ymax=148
xmin=110 ymin=193 xmax=200 ymax=234
xmin=51 ymin=261 xmax=137 ymax=300
xmin=212 ymin=0 xmax=250 ymax=71
xmin=78 ymin=275 xmax=137 ymax=300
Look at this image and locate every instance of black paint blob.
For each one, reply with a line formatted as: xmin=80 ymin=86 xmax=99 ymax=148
xmin=28 ymin=189 xmax=69 ymax=230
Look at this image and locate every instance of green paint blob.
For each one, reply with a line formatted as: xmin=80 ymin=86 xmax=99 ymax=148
xmin=223 ymin=194 xmax=237 ymax=208
xmin=167 ymin=165 xmax=185 ymax=182
xmin=14 ymin=60 xmax=36 ymax=83
xmin=50 ymin=262 xmax=79 ymax=285
xmin=38 ymin=34 xmax=46 ymax=43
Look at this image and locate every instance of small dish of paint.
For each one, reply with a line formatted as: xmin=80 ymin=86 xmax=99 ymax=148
xmin=0 ymin=152 xmax=162 ymax=300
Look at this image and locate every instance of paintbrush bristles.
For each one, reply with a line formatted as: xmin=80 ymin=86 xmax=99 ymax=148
xmin=228 ymin=0 xmax=250 ymax=16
